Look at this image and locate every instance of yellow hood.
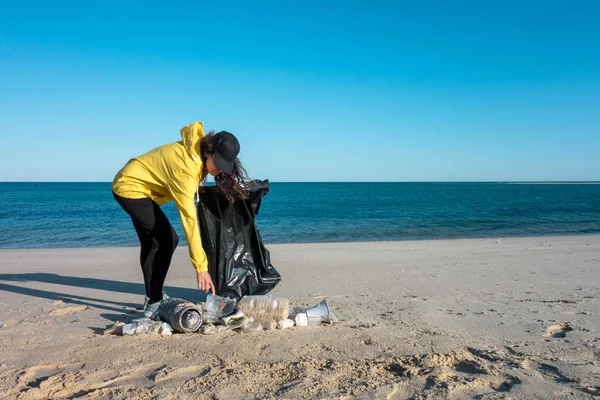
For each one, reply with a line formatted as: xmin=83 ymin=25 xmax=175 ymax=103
xmin=180 ymin=121 xmax=205 ymax=160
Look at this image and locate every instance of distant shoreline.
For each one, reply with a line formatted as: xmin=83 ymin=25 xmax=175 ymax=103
xmin=1 ymin=181 xmax=600 ymax=184
xmin=501 ymin=182 xmax=600 ymax=185
xmin=2 ymin=232 xmax=600 ymax=251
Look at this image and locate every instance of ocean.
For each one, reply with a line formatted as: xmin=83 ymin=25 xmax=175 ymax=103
xmin=1 ymin=182 xmax=599 ymax=249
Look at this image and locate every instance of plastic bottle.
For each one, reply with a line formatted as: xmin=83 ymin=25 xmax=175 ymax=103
xmin=237 ymin=296 xmax=289 ymax=321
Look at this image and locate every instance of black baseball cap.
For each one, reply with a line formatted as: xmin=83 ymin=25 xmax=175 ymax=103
xmin=213 ymin=131 xmax=240 ymax=175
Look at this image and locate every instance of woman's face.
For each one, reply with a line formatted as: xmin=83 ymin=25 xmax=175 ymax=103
xmin=205 ymin=153 xmax=222 ymax=177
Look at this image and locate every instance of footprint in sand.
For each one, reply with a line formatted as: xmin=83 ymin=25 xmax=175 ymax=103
xmin=543 ymin=323 xmax=574 ymax=338
xmin=17 ymin=364 xmax=66 ymax=387
xmin=16 ymin=369 xmax=121 ymax=399
xmin=9 ymin=363 xmax=76 ymax=398
xmin=11 ymin=363 xmax=168 ymax=399
xmin=49 ymin=305 xmax=88 ymax=317
xmin=6 ymin=361 xmax=180 ymax=400
xmin=152 ymin=365 xmax=209 ymax=385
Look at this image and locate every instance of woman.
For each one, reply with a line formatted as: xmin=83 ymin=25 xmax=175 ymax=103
xmin=112 ymin=121 xmax=248 ymax=316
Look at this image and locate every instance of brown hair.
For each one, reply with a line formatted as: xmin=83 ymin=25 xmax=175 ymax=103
xmin=200 ymin=131 xmax=249 ymax=203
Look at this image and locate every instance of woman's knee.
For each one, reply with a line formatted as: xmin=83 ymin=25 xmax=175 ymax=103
xmin=157 ymin=230 xmax=178 ymax=252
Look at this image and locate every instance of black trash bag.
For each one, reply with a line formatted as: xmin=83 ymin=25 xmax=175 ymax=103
xmin=196 ymin=179 xmax=281 ymax=299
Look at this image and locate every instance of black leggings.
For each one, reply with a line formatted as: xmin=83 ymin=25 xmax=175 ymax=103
xmin=113 ymin=192 xmax=179 ymax=302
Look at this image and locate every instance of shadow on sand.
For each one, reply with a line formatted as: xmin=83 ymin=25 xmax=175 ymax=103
xmin=0 ymin=273 xmax=208 ymax=334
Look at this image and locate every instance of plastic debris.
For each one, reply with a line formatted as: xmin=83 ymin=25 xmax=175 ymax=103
xmin=157 ymin=298 xmax=203 ymax=333
xmin=115 ymin=295 xmax=336 ymax=338
xmin=122 ymin=319 xmax=173 ymax=335
xmin=206 ymin=295 xmax=236 ymax=318
xmin=203 ymin=312 xmax=221 ymax=325
xmin=242 ymin=321 xmax=264 ymax=334
xmin=103 ymin=321 xmax=124 ymax=335
xmin=199 ymin=324 xmax=217 ymax=335
xmin=305 ymin=299 xmax=333 ymax=324
xmin=276 ymin=319 xmax=295 ymax=330
xmin=294 ymin=313 xmax=308 ymax=327
xmin=237 ymin=296 xmax=289 ymax=321
xmin=329 ymin=312 xmax=340 ymax=324
xmin=228 ymin=316 xmax=253 ymax=331
xmin=221 ymin=310 xmax=244 ymax=326
xmin=200 ymin=324 xmax=230 ymax=335
xmin=256 ymin=318 xmax=277 ymax=331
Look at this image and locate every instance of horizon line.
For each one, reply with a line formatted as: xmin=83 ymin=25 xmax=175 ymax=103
xmin=2 ymin=180 xmax=600 ymax=184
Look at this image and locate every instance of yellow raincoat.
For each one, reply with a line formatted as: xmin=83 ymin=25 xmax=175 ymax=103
xmin=112 ymin=122 xmax=208 ymax=272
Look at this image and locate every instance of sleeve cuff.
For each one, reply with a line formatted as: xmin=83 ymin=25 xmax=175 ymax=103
xmin=194 ymin=263 xmax=209 ymax=273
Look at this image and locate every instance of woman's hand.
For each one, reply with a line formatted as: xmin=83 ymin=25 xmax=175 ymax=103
xmin=197 ymin=271 xmax=215 ymax=295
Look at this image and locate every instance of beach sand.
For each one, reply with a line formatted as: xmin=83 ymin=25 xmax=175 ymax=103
xmin=0 ymin=236 xmax=599 ymax=399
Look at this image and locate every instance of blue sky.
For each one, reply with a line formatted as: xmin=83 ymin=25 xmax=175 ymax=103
xmin=1 ymin=1 xmax=599 ymax=182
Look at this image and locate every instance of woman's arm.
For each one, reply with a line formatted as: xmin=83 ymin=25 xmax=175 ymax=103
xmin=168 ymin=171 xmax=215 ymax=294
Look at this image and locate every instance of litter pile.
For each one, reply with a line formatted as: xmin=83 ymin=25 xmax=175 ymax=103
xmin=100 ymin=181 xmax=329 ymax=337
xmin=105 ymin=295 xmax=337 ymax=337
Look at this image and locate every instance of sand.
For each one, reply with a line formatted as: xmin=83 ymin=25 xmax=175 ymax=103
xmin=0 ymin=235 xmax=599 ymax=399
